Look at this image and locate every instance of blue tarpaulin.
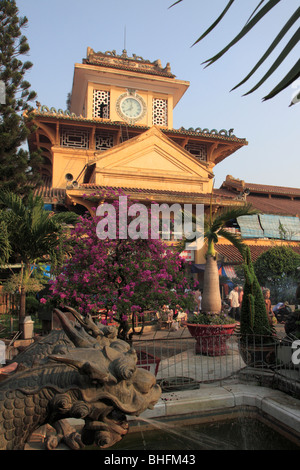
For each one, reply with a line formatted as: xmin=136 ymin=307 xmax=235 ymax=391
xmin=237 ymin=215 xmax=264 ymax=238
xmin=237 ymin=214 xmax=300 ymax=240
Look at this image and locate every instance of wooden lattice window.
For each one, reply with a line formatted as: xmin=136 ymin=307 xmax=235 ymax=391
xmin=152 ymin=98 xmax=168 ymax=126
xmin=185 ymin=142 xmax=207 ymax=162
xmin=60 ymin=127 xmax=89 ymax=149
xmin=95 ymin=131 xmax=114 ymax=151
xmin=93 ymin=90 xmax=110 ymax=119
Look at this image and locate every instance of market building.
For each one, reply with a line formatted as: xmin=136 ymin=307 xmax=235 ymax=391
xmin=25 ymin=48 xmax=300 ymax=285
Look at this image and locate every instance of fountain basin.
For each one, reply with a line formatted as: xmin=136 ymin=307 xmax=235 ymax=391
xmin=26 ymin=383 xmax=300 ymax=449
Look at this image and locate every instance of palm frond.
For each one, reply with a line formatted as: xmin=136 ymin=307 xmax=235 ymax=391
xmin=202 ymin=0 xmax=281 ymax=67
xmin=0 ymin=190 xmax=26 ymax=217
xmin=245 ymin=1 xmax=266 ymax=25
xmin=262 ymin=58 xmax=300 ymax=101
xmin=231 ymin=7 xmax=300 ymax=92
xmin=243 ymin=27 xmax=300 ymax=96
xmin=208 ymin=204 xmax=259 ymax=233
xmin=0 ymin=221 xmax=11 ymax=264
xmin=169 ymin=0 xmax=183 ymax=7
xmin=192 ymin=0 xmax=235 ymax=46
xmin=52 ymin=211 xmax=79 ymax=226
xmin=171 ymin=0 xmax=299 ymax=103
xmin=217 ymin=228 xmax=247 ymax=257
xmin=0 ymin=190 xmax=76 ymax=270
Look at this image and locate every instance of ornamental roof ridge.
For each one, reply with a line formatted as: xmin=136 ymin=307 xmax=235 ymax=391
xmin=82 ymin=47 xmax=175 ymax=78
xmin=28 ymin=105 xmax=247 ymax=143
xmin=165 ymin=126 xmax=247 ymax=143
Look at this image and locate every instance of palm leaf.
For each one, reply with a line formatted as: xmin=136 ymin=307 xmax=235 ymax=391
xmin=208 ymin=204 xmax=258 ymax=233
xmin=262 ymin=58 xmax=300 ymax=100
xmin=0 ymin=221 xmax=11 ymax=264
xmin=231 ymin=7 xmax=300 ymax=91
xmin=0 ymin=190 xmax=26 ymax=217
xmin=245 ymin=0 xmax=266 ymax=25
xmin=192 ymin=0 xmax=235 ymax=46
xmin=242 ymin=27 xmax=300 ymax=96
xmin=217 ymin=228 xmax=247 ymax=257
xmin=169 ymin=0 xmax=183 ymax=7
xmin=0 ymin=190 xmax=77 ymax=271
xmin=171 ymin=0 xmax=299 ymax=102
xmin=202 ymin=0 xmax=281 ymax=67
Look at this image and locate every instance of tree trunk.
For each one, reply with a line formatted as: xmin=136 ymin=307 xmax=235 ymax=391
xmin=19 ymin=286 xmax=26 ymax=339
xmin=19 ymin=262 xmax=29 ymax=339
xmin=201 ymin=255 xmax=222 ymax=314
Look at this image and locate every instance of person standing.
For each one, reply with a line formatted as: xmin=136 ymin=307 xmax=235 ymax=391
xmin=228 ymin=286 xmax=240 ymax=321
xmin=263 ymin=288 xmax=277 ymax=325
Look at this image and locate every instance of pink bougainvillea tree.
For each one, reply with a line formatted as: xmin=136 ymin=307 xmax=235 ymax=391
xmin=48 ymin=188 xmax=194 ymax=340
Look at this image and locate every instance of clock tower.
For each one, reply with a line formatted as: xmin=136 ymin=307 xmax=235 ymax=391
xmin=70 ymin=48 xmax=190 ymax=129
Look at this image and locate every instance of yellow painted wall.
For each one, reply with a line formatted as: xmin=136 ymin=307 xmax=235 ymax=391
xmin=86 ymin=82 xmax=173 ymax=128
xmin=52 ymin=147 xmax=92 ymax=188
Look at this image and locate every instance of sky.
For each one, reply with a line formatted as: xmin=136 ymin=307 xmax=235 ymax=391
xmin=16 ymin=0 xmax=300 ymax=190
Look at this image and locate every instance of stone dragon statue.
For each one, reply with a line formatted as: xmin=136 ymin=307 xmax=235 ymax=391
xmin=0 ymin=307 xmax=161 ymax=450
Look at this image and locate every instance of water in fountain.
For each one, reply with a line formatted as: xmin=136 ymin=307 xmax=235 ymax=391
xmin=134 ymin=416 xmax=238 ymax=450
xmin=110 ymin=415 xmax=300 ymax=450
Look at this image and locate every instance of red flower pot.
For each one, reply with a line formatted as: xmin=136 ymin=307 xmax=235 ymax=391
xmin=186 ymin=323 xmax=237 ymax=356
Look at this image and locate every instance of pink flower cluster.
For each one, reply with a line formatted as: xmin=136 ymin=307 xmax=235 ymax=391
xmin=48 ymin=187 xmax=194 ymax=320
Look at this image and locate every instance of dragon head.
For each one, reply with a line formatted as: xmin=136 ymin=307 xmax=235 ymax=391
xmin=49 ymin=308 xmax=161 ymax=448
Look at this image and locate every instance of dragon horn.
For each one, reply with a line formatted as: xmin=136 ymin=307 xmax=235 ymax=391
xmin=64 ymin=306 xmax=86 ymax=325
xmin=53 ymin=308 xmax=93 ymax=348
xmin=65 ymin=306 xmax=104 ymax=338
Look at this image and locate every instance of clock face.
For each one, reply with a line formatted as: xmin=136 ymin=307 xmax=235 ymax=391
xmin=120 ymin=97 xmax=142 ymax=118
xmin=116 ymin=92 xmax=147 ymax=123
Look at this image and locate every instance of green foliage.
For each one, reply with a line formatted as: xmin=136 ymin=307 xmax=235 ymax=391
xmin=240 ymin=246 xmax=274 ymax=340
xmin=254 ymin=246 xmax=300 ymax=303
xmin=0 ymin=0 xmax=42 ymax=195
xmin=255 ymin=246 xmax=300 ymax=284
xmin=0 ymin=190 xmax=78 ymax=321
xmin=204 ymin=203 xmax=259 ymax=258
xmin=0 ymin=191 xmax=78 ymax=273
xmin=188 ymin=312 xmax=235 ymax=325
xmin=25 ymin=295 xmax=40 ymax=314
xmin=200 ymin=203 xmax=258 ymax=314
xmin=2 ymin=272 xmax=45 ymax=294
xmin=0 ymin=219 xmax=11 ymax=263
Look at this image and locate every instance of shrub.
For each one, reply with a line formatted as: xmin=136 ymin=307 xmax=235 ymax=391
xmin=240 ymin=247 xmax=274 ymax=342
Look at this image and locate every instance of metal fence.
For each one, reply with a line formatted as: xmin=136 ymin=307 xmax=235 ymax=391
xmin=133 ymin=328 xmax=300 ymax=397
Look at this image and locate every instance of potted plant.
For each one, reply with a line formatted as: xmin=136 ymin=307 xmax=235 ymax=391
xmin=238 ymin=247 xmax=278 ymax=367
xmin=186 ymin=311 xmax=236 ymax=356
xmin=186 ymin=202 xmax=258 ymax=356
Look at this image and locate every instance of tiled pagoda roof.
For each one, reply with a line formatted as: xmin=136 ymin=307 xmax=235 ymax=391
xmin=29 ymin=106 xmax=247 ymax=144
xmin=215 ymin=244 xmax=300 ymax=263
xmin=220 ymin=175 xmax=300 ymax=217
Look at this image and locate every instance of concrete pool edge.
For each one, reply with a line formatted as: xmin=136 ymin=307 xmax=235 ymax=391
xmin=129 ymin=383 xmax=300 ymax=442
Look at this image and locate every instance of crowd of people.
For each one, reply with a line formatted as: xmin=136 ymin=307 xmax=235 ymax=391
xmin=154 ymin=281 xmax=292 ymax=331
